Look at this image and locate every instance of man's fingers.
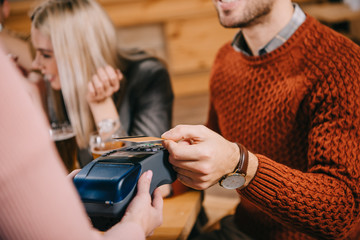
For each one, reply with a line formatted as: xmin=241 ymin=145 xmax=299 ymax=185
xmin=177 ymin=173 xmax=212 ymax=190
xmin=162 ymin=125 xmax=207 ymax=142
xmin=172 ymin=165 xmax=206 ymax=177
xmin=163 ymin=139 xmax=205 ymax=162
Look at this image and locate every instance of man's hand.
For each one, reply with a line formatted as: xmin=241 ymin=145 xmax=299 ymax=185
xmin=162 ymin=125 xmax=240 ymax=190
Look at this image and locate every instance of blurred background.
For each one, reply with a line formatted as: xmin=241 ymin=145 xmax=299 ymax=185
xmin=5 ymin=0 xmax=360 ymax=127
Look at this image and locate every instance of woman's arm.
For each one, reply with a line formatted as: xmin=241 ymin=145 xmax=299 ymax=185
xmin=87 ymin=66 xmax=126 ymax=138
xmin=0 ymin=49 xmax=162 ymax=240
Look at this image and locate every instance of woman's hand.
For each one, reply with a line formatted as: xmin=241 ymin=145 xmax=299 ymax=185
xmin=121 ymin=170 xmax=163 ymax=237
xmin=87 ymin=65 xmax=122 ymax=103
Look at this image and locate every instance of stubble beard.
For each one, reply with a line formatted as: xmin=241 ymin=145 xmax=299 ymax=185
xmin=217 ymin=1 xmax=274 ymax=28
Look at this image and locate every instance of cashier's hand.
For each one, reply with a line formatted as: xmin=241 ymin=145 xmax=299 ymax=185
xmin=121 ymin=170 xmax=163 ymax=237
xmin=87 ymin=65 xmax=122 ymax=103
xmin=162 ymin=125 xmax=239 ymax=190
xmin=67 ymin=169 xmax=81 ymax=180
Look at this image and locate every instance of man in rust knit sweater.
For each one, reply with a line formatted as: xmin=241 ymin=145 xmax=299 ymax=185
xmin=162 ymin=0 xmax=360 ymax=239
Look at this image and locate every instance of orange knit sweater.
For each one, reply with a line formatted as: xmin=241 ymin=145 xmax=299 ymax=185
xmin=207 ymin=16 xmax=360 ymax=239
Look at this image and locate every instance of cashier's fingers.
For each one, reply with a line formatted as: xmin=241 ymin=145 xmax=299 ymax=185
xmin=145 ymin=187 xmax=163 ymax=237
xmin=152 ymin=187 xmax=164 ymax=212
xmin=135 ymin=171 xmax=163 ymax=211
xmin=122 ymin=170 xmax=163 ymax=237
xmin=67 ymin=169 xmax=81 ymax=180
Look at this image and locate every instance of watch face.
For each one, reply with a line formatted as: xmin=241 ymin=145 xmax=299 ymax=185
xmin=221 ymin=173 xmax=246 ymax=190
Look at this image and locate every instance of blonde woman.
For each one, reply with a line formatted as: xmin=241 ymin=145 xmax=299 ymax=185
xmin=30 ymin=0 xmax=173 ymax=166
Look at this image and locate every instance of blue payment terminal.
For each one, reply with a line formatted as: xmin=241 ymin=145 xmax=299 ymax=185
xmin=73 ymin=143 xmax=176 ymax=231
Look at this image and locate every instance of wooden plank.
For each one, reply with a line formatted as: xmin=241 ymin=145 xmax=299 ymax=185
xmin=7 ymin=0 xmax=217 ymax=33
xmin=102 ymin=0 xmax=216 ymax=27
xmin=173 ymin=92 xmax=209 ymax=126
xmin=171 ymin=71 xmax=211 ymax=97
xmin=148 ymin=191 xmax=202 ymax=240
xmin=302 ymin=3 xmax=360 ymax=23
xmin=165 ymin=15 xmax=238 ymax=75
xmin=7 ymin=0 xmax=40 ymax=13
xmin=3 ymin=14 xmax=30 ymax=35
xmin=350 ymin=20 xmax=360 ymax=40
xmin=117 ymin=24 xmax=166 ymax=61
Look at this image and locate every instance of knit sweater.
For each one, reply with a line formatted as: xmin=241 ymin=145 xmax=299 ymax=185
xmin=207 ymin=15 xmax=360 ymax=240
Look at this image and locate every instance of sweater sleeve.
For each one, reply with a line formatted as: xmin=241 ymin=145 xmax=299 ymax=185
xmin=0 ymin=47 xmax=145 ymax=240
xmin=239 ymin=45 xmax=360 ymax=239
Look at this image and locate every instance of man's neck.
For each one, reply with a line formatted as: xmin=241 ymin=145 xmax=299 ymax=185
xmin=242 ymin=1 xmax=294 ymax=56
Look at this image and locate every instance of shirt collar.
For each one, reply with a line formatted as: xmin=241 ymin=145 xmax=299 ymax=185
xmin=232 ymin=3 xmax=306 ymax=56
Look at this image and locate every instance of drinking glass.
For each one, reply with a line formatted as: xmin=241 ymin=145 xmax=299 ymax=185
xmin=89 ymin=132 xmax=125 ymax=159
xmin=49 ymin=122 xmax=79 ymax=172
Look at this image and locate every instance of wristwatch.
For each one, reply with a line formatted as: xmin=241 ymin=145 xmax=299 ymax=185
xmin=219 ymin=143 xmax=249 ymax=189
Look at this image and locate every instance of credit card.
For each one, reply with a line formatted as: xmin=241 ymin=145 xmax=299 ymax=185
xmin=113 ymin=136 xmax=165 ymax=143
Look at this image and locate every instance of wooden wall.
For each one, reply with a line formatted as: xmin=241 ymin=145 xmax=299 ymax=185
xmin=6 ymin=0 xmax=238 ymax=97
xmin=7 ymin=0 xmax=359 ymax=98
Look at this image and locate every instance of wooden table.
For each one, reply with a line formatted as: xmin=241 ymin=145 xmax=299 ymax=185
xmin=148 ymin=190 xmax=202 ymax=240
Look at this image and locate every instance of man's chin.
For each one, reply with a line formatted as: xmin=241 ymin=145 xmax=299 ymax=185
xmin=219 ymin=14 xmax=258 ymax=28
xmin=219 ymin=17 xmax=243 ymax=28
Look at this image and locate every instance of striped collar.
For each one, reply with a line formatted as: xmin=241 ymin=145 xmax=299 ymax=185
xmin=232 ymin=3 xmax=306 ymax=56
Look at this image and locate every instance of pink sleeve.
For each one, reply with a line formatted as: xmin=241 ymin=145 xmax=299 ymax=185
xmin=0 ymin=46 xmax=145 ymax=240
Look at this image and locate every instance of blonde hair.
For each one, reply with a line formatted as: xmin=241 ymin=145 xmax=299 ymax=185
xmin=31 ymin=0 xmax=120 ymax=148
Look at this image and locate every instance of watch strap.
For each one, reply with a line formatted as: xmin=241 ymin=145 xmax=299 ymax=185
xmin=218 ymin=143 xmax=249 ymax=189
xmin=236 ymin=143 xmax=249 ymax=175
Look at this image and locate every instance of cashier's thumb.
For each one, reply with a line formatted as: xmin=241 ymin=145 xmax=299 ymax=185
xmin=145 ymin=170 xmax=153 ymax=180
xmin=138 ymin=170 xmax=153 ymax=194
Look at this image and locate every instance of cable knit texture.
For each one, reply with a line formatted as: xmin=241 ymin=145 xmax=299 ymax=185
xmin=207 ymin=15 xmax=360 ymax=240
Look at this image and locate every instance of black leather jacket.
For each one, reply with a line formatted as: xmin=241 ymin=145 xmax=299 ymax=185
xmin=78 ymin=56 xmax=174 ymax=166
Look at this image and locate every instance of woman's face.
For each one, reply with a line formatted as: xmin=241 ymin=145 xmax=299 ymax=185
xmin=31 ymin=27 xmax=60 ymax=90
